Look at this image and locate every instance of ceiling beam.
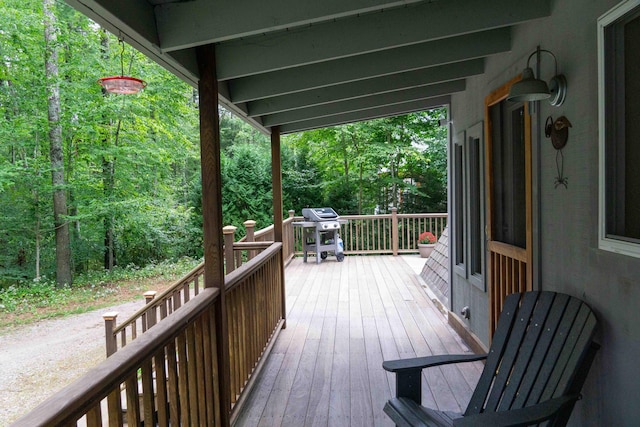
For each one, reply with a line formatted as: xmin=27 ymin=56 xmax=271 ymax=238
xmin=262 ymin=80 xmax=465 ymax=127
xmin=247 ymin=59 xmax=483 ymax=117
xmin=279 ymin=96 xmax=451 ymax=134
xmin=229 ymin=28 xmax=510 ymax=103
xmin=66 ymin=0 xmax=158 ymax=44
xmin=155 ymin=0 xmax=426 ymax=51
xmin=215 ymin=0 xmax=549 ymax=79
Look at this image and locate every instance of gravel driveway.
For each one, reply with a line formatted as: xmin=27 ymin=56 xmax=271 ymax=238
xmin=0 ymin=300 xmax=146 ymax=425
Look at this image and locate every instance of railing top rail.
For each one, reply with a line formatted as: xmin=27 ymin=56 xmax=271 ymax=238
xmin=396 ymin=212 xmax=447 ymax=219
xmin=15 ymin=286 xmax=221 ymax=426
xmin=233 ymin=241 xmax=273 ymax=250
xmin=238 ymin=222 xmax=277 ymax=242
xmin=303 ymin=212 xmax=447 ymax=220
xmin=112 ymin=240 xmax=277 ymax=335
xmin=340 ymin=214 xmax=390 ymax=220
xmin=253 ymin=224 xmax=274 ymax=239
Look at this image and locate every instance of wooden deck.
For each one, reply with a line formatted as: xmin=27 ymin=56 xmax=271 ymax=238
xmin=234 ymin=255 xmax=483 ymax=427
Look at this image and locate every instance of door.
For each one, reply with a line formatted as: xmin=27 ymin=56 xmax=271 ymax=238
xmin=485 ymin=77 xmax=533 ymax=336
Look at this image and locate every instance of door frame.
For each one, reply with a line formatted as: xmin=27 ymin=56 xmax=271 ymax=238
xmin=484 ymin=75 xmax=533 ymax=336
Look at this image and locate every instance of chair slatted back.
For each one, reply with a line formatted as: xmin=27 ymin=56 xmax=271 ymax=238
xmin=465 ymin=292 xmax=597 ymax=419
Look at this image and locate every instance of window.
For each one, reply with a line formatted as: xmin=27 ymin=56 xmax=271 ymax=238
xmin=599 ymin=0 xmax=640 ymax=257
xmin=490 ymin=102 xmax=526 ymax=249
xmin=453 ymin=136 xmax=466 ymax=276
xmin=467 ymin=122 xmax=485 ymax=290
xmin=452 ymin=124 xmax=486 ymax=288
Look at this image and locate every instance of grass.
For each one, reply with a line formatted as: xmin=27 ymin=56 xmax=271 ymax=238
xmin=0 ymin=257 xmax=201 ymax=330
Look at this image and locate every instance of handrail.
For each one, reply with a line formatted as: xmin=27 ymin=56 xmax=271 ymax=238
xmin=107 ymin=241 xmax=274 ymax=354
xmin=16 ymin=241 xmax=286 ymax=426
xmin=15 ymin=287 xmax=220 ymax=426
xmin=112 ymin=262 xmax=205 ymax=336
xmin=225 ymin=243 xmax=281 ymax=292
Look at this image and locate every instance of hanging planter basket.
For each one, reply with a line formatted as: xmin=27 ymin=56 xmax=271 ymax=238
xmin=98 ymin=76 xmax=147 ymax=94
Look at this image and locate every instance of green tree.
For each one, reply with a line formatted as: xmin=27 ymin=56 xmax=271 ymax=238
xmin=44 ymin=0 xmax=73 ymax=286
xmin=282 ymin=109 xmax=447 ymax=215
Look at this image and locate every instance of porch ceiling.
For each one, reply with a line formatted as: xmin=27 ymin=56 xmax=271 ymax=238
xmin=65 ymin=0 xmax=550 ymax=134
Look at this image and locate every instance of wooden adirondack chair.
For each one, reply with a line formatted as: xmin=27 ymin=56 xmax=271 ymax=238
xmin=383 ymin=291 xmax=599 ymax=427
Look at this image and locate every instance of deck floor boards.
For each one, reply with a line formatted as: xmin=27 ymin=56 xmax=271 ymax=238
xmin=235 ymin=256 xmax=482 ymax=427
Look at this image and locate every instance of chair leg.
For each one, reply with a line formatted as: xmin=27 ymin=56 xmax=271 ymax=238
xmin=395 ymin=368 xmax=422 ymax=404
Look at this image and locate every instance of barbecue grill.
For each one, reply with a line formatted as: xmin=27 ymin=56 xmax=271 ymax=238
xmin=293 ymin=207 xmax=347 ymax=263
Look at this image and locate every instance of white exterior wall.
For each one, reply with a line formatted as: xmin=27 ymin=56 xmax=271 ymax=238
xmin=450 ymin=0 xmax=640 ymax=425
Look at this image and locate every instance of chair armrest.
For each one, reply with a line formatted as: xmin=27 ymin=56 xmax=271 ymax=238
xmin=452 ymin=394 xmax=579 ymax=427
xmin=383 ymin=353 xmax=487 ymax=373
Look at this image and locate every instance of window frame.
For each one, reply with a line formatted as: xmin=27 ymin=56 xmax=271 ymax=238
xmin=453 ymin=130 xmax=467 ymax=278
xmin=598 ymin=0 xmax=640 ymax=258
xmin=466 ymin=121 xmax=485 ymax=291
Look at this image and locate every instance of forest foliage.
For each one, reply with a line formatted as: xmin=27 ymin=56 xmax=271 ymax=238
xmin=0 ymin=0 xmax=448 ymax=288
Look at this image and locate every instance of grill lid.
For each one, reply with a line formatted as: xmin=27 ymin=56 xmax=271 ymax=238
xmin=302 ymin=207 xmax=340 ymax=221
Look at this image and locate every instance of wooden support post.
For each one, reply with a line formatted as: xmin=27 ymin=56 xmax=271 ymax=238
xmin=271 ymin=126 xmax=286 ymax=329
xmin=102 ymin=312 xmax=118 ymax=357
xmin=286 ymin=210 xmax=295 ymax=259
xmin=244 ymin=220 xmax=257 ymax=260
xmin=196 ymin=43 xmax=231 ymax=427
xmin=271 ymin=128 xmax=284 ymax=243
xmin=143 ymin=290 xmax=156 ymax=304
xmin=391 ymin=207 xmax=399 ymax=256
xmin=223 ymin=225 xmax=237 ymax=272
xmin=143 ymin=290 xmax=157 ymax=329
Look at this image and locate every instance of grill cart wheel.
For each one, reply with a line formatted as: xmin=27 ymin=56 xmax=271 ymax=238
xmin=336 ymin=253 xmax=345 ymax=262
xmin=321 ymin=251 xmax=328 ymax=259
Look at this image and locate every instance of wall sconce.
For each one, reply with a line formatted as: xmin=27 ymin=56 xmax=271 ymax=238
xmin=507 ymin=46 xmax=567 ymax=106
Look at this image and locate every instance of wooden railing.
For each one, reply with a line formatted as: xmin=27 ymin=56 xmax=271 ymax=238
xmin=104 ymin=213 xmax=295 ymax=356
xmin=228 ymin=212 xmax=296 ymax=268
xmin=15 ymin=243 xmax=285 ymax=427
xmin=103 ymin=259 xmax=206 ymax=356
xmin=293 ymin=209 xmax=448 ymax=255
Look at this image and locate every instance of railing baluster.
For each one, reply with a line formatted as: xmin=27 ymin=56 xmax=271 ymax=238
xmin=154 ymin=348 xmax=169 ymax=427
xmin=183 ymin=282 xmax=190 ymax=303
xmin=209 ymin=307 xmax=222 ymax=426
xmin=125 ymin=374 xmax=141 ymax=427
xmin=195 ymin=317 xmax=207 ymax=423
xmin=107 ymin=386 xmax=123 ymax=427
xmin=140 ymin=359 xmax=154 ymax=425
xmin=202 ymin=309 xmax=215 ymax=425
xmin=166 ymin=339 xmax=180 ymax=426
xmin=186 ymin=324 xmax=200 ymax=425
xmin=177 ymin=331 xmax=190 ymax=426
xmin=86 ymin=403 xmax=102 ymax=427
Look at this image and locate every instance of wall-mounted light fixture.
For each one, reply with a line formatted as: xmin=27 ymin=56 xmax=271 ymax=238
xmin=507 ymin=46 xmax=567 ymax=106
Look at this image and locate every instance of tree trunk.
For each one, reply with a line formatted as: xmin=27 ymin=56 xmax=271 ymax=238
xmin=388 ymin=131 xmax=398 ymax=209
xmin=339 ymin=131 xmax=349 ymax=184
xmin=100 ymin=30 xmax=116 ymax=270
xmin=44 ymin=0 xmax=72 ymax=286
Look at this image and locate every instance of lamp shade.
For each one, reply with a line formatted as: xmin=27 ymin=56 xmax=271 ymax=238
xmin=98 ymin=76 xmax=147 ymax=94
xmin=507 ymin=68 xmax=550 ymax=102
